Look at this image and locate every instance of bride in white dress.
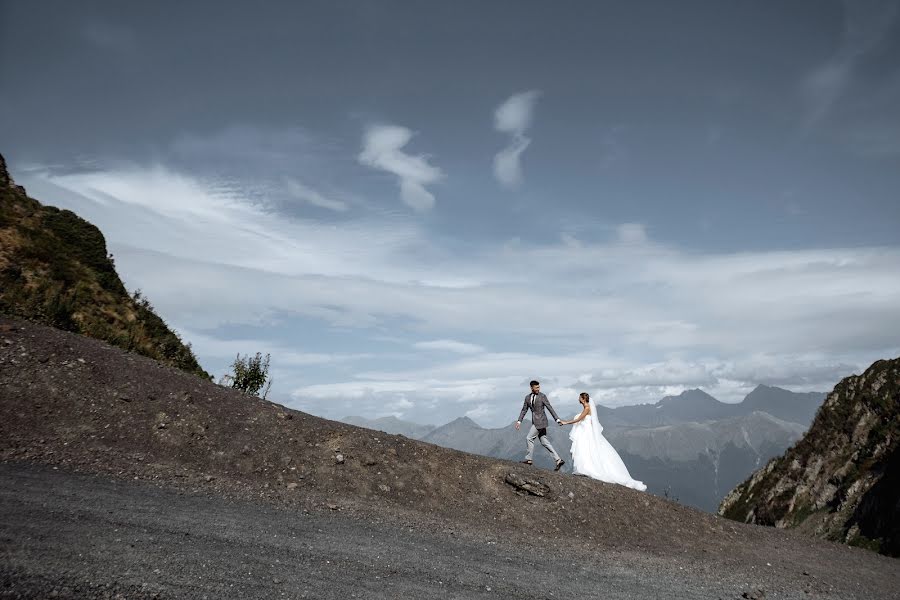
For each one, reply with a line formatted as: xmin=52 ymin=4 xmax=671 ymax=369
xmin=561 ymin=393 xmax=646 ymax=491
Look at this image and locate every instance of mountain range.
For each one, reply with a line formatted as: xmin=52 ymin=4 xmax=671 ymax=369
xmin=343 ymin=385 xmax=825 ymax=512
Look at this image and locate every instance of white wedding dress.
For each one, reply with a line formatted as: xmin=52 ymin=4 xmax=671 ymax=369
xmin=569 ymin=399 xmax=646 ymax=491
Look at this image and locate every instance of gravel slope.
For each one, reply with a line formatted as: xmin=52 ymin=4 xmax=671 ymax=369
xmin=3 ymin=462 xmax=751 ymax=600
xmin=1 ymin=317 xmax=898 ymax=599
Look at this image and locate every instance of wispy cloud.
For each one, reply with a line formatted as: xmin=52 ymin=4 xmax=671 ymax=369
xmin=358 ymin=125 xmax=444 ymax=211
xmin=493 ymin=90 xmax=540 ymax=188
xmin=800 ymin=0 xmax=899 ymax=127
xmin=616 ymin=223 xmax=647 ymax=244
xmin=284 ymin=177 xmax=348 ymax=212
xmin=414 ymin=339 xmax=486 ymax=354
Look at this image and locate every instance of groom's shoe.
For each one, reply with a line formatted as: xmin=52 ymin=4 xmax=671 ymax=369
xmin=520 ymin=459 xmax=533 ymax=465
xmin=554 ymin=459 xmax=565 ymax=471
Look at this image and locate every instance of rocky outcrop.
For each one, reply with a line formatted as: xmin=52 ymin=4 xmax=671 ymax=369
xmin=719 ymin=358 xmax=900 ymax=556
xmin=0 ymin=153 xmax=27 ymax=195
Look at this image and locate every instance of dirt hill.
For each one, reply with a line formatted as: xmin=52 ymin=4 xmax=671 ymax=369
xmin=2 ymin=316 xmax=898 ymax=599
xmin=720 ymin=357 xmax=900 ymax=556
xmin=0 ymin=153 xmax=208 ymax=378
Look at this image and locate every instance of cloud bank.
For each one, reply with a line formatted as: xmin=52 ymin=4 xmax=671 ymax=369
xmin=20 ymin=158 xmax=900 ymax=426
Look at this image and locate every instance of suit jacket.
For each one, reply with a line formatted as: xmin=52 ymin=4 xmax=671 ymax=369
xmin=518 ymin=392 xmax=561 ymax=429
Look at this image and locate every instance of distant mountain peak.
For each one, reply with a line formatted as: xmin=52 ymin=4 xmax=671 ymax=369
xmin=748 ymin=383 xmax=782 ymax=393
xmin=658 ymin=388 xmax=720 ymax=406
xmin=448 ymin=416 xmax=479 ymax=427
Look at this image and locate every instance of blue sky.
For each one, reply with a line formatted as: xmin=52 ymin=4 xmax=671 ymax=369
xmin=2 ymin=1 xmax=899 ymax=426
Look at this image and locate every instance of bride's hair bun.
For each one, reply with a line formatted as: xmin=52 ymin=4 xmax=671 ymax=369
xmin=579 ymin=392 xmax=590 ymax=401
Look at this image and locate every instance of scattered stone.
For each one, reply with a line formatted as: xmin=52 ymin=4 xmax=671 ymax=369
xmin=287 ymin=482 xmax=299 ymax=490
xmin=327 ymin=503 xmax=339 ymax=510
xmin=363 ymin=458 xmax=378 ymax=466
xmin=378 ymin=484 xmax=391 ymax=493
xmin=335 ymin=453 xmax=345 ymax=464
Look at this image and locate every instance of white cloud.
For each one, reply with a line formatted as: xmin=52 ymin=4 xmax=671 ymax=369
xmin=358 ymin=125 xmax=444 ymax=211
xmin=493 ymin=137 xmax=531 ymax=189
xmin=414 ymin=339 xmax=486 ymax=354
xmin=493 ymin=90 xmax=540 ymax=188
xmin=284 ymin=177 xmax=348 ymax=212
xmin=495 ymin=90 xmax=540 ymax=134
xmin=616 ymin=223 xmax=647 ymax=244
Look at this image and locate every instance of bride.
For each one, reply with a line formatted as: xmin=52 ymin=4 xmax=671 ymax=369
xmin=561 ymin=393 xmax=646 ymax=491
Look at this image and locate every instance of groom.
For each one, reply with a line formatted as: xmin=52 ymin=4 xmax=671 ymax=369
xmin=515 ymin=380 xmax=565 ymax=471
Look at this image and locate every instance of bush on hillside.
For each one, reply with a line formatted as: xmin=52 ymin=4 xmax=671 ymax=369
xmin=221 ymin=352 xmax=272 ymax=399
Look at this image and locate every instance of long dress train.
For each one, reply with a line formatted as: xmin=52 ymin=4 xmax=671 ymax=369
xmin=568 ymin=399 xmax=646 ymax=491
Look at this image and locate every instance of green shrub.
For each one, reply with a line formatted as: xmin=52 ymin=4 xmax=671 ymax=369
xmin=222 ymin=352 xmax=272 ymax=399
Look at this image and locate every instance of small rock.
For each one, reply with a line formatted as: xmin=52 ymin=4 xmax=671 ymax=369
xmin=504 ymin=472 xmax=551 ymax=497
xmin=119 ymin=394 xmax=132 ymax=402
xmin=327 ymin=503 xmax=339 ymax=510
xmin=379 ymin=484 xmax=391 ymax=493
xmin=363 ymin=458 xmax=378 ymax=466
xmin=335 ymin=453 xmax=345 ymax=464
xmin=567 ymin=491 xmax=575 ymax=499
xmin=287 ymin=482 xmax=299 ymax=490
xmin=205 ymin=475 xmax=215 ymax=482
xmin=157 ymin=423 xmax=167 ymax=429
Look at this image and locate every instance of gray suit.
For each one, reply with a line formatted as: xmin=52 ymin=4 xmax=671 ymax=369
xmin=518 ymin=392 xmax=562 ymax=462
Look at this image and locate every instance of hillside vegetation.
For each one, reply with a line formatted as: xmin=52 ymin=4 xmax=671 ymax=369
xmin=720 ymin=357 xmax=900 ymax=556
xmin=0 ymin=153 xmax=208 ymax=378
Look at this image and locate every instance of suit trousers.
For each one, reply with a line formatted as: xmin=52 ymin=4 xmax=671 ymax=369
xmin=525 ymin=424 xmax=561 ymax=462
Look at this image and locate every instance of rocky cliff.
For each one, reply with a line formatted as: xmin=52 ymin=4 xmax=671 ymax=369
xmin=719 ymin=357 xmax=900 ymax=556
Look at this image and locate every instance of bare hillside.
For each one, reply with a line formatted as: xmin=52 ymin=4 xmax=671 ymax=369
xmin=1 ymin=317 xmax=898 ymax=599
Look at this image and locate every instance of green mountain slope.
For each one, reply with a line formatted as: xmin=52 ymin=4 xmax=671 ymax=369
xmin=0 ymin=153 xmax=209 ymax=379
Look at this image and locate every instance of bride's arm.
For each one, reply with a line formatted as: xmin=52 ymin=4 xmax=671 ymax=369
xmin=561 ymin=406 xmax=590 ymax=425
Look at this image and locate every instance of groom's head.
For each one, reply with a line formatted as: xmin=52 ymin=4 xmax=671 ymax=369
xmin=530 ymin=380 xmax=540 ymax=392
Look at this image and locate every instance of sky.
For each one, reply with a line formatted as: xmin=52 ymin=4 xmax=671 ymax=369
xmin=2 ymin=0 xmax=899 ymax=427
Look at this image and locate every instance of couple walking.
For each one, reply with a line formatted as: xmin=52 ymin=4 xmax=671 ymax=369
xmin=514 ymin=380 xmax=646 ymax=491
